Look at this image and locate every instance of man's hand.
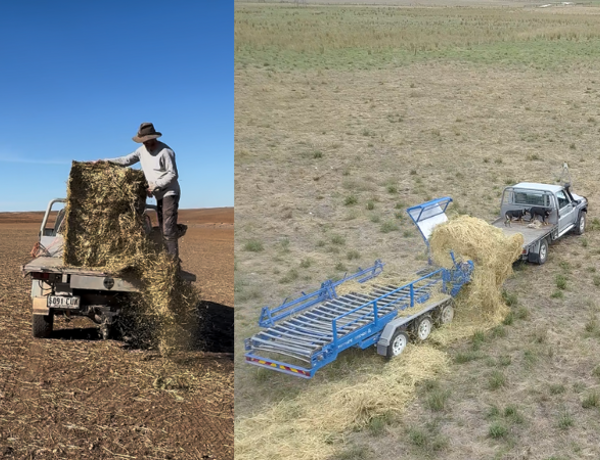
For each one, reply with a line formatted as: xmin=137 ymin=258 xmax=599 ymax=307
xmin=146 ymin=188 xmax=153 ymax=198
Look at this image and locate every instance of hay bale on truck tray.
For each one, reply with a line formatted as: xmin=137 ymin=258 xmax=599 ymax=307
xmin=63 ymin=161 xmax=148 ymax=271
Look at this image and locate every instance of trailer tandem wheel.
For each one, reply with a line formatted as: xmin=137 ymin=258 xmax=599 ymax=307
xmin=414 ymin=315 xmax=433 ymax=341
xmin=32 ymin=313 xmax=54 ymax=338
xmin=387 ymin=330 xmax=409 ymax=358
xmin=437 ymin=304 xmax=454 ymax=326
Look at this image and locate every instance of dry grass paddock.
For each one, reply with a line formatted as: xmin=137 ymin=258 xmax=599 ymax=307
xmin=236 ymin=3 xmax=600 ymax=460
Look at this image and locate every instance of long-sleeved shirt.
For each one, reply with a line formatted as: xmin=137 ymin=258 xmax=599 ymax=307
xmin=105 ymin=141 xmax=181 ymax=200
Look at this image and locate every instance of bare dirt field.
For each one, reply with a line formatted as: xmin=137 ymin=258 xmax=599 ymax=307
xmin=236 ymin=4 xmax=600 ymax=460
xmin=0 ymin=207 xmax=233 ymax=459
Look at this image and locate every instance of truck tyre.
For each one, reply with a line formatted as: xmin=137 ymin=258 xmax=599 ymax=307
xmin=529 ymin=238 xmax=548 ymax=265
xmin=574 ymin=211 xmax=586 ymax=235
xmin=436 ymin=304 xmax=454 ymax=326
xmin=414 ymin=315 xmax=433 ymax=341
xmin=32 ymin=313 xmax=53 ymax=338
xmin=387 ymin=329 xmax=409 ymax=358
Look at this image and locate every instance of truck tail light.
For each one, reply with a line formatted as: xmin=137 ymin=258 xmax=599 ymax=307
xmin=32 ymin=272 xmax=50 ymax=280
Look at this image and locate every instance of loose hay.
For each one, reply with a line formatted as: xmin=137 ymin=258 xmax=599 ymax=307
xmin=335 ymin=272 xmax=412 ymax=297
xmin=63 ymin=161 xmax=200 ymax=353
xmin=429 ymin=214 xmax=524 ymax=343
xmin=235 ymin=344 xmax=449 ymax=460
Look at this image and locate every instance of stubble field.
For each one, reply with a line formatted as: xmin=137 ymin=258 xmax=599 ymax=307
xmin=235 ymin=4 xmax=600 ymax=459
xmin=0 ymin=207 xmax=233 ymax=459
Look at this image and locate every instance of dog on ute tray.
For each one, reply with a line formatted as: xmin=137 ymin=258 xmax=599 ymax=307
xmin=529 ymin=206 xmax=552 ymax=225
xmin=504 ymin=209 xmax=528 ymax=227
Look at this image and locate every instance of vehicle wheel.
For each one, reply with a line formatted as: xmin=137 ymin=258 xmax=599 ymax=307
xmin=32 ymin=313 xmax=53 ymax=338
xmin=386 ymin=329 xmax=409 ymax=358
xmin=529 ymin=238 xmax=548 ymax=265
xmin=414 ymin=315 xmax=433 ymax=341
xmin=574 ymin=212 xmax=586 ymax=235
xmin=437 ymin=304 xmax=454 ymax=326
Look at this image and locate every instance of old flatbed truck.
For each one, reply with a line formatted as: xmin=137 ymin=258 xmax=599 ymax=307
xmin=492 ymin=182 xmax=588 ymax=264
xmin=22 ymin=198 xmax=195 ymax=339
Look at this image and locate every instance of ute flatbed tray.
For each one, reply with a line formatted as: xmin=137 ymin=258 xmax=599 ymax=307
xmin=22 ymin=257 xmax=196 ymax=282
xmin=491 ymin=219 xmax=555 ymax=248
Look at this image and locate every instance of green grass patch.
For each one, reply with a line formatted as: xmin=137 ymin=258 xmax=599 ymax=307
xmin=380 ymin=221 xmax=399 ymax=233
xmin=244 ymin=239 xmax=264 ymax=252
xmin=454 ymin=350 xmax=480 ymax=364
xmin=582 ymin=391 xmax=600 ymax=409
xmin=344 ymin=195 xmax=358 ymax=206
xmin=488 ymin=370 xmax=507 ymax=390
xmin=488 ymin=421 xmax=508 ymax=439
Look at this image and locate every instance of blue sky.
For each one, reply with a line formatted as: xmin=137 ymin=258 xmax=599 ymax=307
xmin=0 ymin=1 xmax=232 ymax=212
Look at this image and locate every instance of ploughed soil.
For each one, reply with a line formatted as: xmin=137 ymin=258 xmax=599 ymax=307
xmin=0 ymin=208 xmax=234 ymax=460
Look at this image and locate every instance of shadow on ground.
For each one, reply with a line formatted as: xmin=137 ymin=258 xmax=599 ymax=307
xmin=192 ymin=300 xmax=234 ymax=355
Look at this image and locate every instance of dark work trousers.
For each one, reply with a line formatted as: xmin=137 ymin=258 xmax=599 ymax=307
xmin=156 ymin=194 xmax=180 ymax=259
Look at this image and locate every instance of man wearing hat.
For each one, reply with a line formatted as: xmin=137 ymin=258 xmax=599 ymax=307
xmin=100 ymin=122 xmax=182 ymax=261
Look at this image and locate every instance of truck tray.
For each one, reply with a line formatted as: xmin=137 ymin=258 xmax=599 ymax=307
xmin=22 ymin=257 xmax=197 ymax=283
xmin=491 ymin=220 xmax=554 ymax=248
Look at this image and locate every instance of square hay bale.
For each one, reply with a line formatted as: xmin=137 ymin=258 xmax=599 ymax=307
xmin=61 ymin=161 xmax=200 ymax=353
xmin=63 ymin=161 xmax=148 ymax=270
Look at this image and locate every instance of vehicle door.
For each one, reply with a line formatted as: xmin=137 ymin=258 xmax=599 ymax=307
xmin=556 ymin=190 xmax=577 ymax=234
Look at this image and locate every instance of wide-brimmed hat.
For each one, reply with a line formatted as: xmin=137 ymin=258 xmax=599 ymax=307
xmin=132 ymin=122 xmax=162 ymax=143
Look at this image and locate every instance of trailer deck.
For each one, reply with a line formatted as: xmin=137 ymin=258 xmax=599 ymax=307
xmin=245 ymin=259 xmax=472 ymax=378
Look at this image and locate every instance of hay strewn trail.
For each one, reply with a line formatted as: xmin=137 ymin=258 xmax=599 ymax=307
xmin=235 ymin=345 xmax=450 ymax=460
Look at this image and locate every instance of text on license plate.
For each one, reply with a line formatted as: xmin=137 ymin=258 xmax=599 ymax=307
xmin=47 ymin=295 xmax=81 ymax=309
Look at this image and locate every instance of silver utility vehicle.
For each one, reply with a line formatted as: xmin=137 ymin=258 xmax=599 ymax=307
xmin=492 ymin=182 xmax=588 ymax=264
xmin=22 ymin=198 xmax=195 ymax=339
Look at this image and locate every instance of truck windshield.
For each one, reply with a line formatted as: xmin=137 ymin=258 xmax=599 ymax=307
xmin=503 ymin=189 xmax=551 ymax=207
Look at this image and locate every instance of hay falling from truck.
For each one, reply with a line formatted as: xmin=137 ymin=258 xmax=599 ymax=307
xmin=428 ymin=214 xmax=524 ymax=342
xmin=63 ymin=161 xmax=199 ymax=353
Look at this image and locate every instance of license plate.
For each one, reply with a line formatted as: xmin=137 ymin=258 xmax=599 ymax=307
xmin=47 ymin=295 xmax=81 ymax=309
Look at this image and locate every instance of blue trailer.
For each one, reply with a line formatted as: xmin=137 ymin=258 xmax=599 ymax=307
xmin=244 ymin=197 xmax=473 ymax=379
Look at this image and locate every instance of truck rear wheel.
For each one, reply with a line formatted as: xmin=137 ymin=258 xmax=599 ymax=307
xmin=528 ymin=238 xmax=548 ymax=265
xmin=32 ymin=313 xmax=53 ymax=338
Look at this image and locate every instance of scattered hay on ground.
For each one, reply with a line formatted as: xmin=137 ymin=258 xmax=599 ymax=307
xmin=235 ymin=344 xmax=449 ymax=460
xmin=63 ymin=161 xmax=200 ymax=353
